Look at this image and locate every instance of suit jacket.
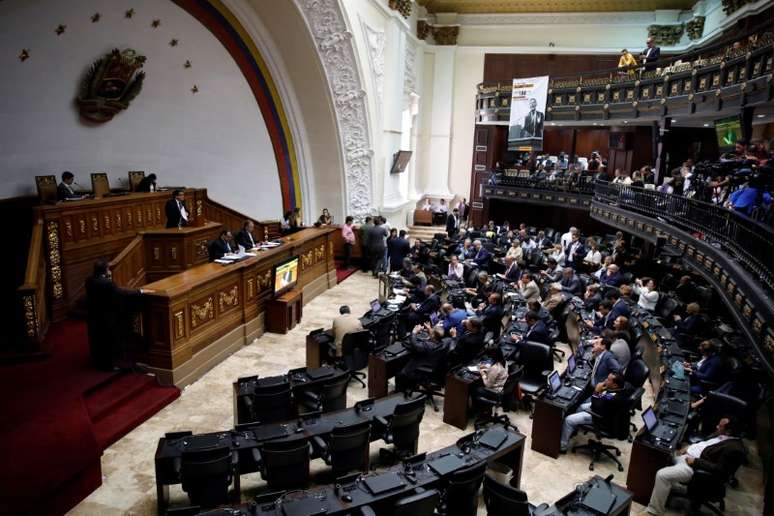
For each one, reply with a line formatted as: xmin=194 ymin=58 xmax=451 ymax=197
xmin=165 ymin=198 xmax=189 ymax=228
xmin=136 ymin=176 xmax=156 ymax=192
xmin=234 ymin=229 xmax=256 ymax=250
xmin=387 ymin=237 xmax=411 ymax=271
xmin=564 ymin=241 xmax=586 ymax=269
xmin=610 ymin=299 xmax=631 ymax=320
xmin=600 ymin=271 xmax=623 ymax=287
xmin=332 ymin=313 xmax=364 ymax=355
xmin=446 ymin=213 xmax=460 ymax=237
xmin=479 ymin=303 xmax=505 ymax=338
xmin=366 ymin=224 xmax=388 ymax=252
xmin=560 ymin=275 xmax=583 ymax=297
xmin=676 ymin=314 xmax=702 ymax=338
xmin=416 ymin=294 xmax=440 ymax=318
xmin=402 ymin=335 xmax=451 ymax=378
xmin=592 ymin=350 xmax=621 ymax=385
xmin=473 ymin=247 xmax=491 ymax=268
xmin=85 ymin=276 xmax=141 ymax=368
xmin=693 ymin=355 xmax=722 ymax=384
xmin=208 ymin=238 xmax=233 ymax=262
xmin=524 ymin=320 xmax=551 ymax=345
xmin=504 ymin=262 xmax=521 ymax=282
xmin=452 ymin=331 xmax=485 ymax=364
xmin=643 ymin=45 xmax=661 ymax=68
xmin=584 ymin=293 xmax=602 ymax=311
xmin=693 ymin=438 xmax=746 ymax=477
xmin=442 ymin=309 xmax=467 ymax=335
xmin=521 ymin=110 xmax=544 ymax=138
xmin=519 ymin=280 xmax=541 ymax=303
xmin=57 ymin=182 xmax=79 ymax=201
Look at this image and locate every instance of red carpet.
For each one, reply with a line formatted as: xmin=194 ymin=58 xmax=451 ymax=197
xmin=335 ymin=260 xmax=359 ymax=283
xmin=0 ymin=319 xmax=180 ymax=515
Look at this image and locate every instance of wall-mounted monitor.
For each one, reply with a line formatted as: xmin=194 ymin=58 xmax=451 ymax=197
xmin=714 ymin=116 xmax=743 ymax=151
xmin=273 ymin=257 xmax=299 ymax=295
xmin=390 ymin=150 xmax=413 ymax=174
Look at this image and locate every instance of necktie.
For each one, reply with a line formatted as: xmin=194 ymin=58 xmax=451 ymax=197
xmin=592 ymin=352 xmax=602 ymax=381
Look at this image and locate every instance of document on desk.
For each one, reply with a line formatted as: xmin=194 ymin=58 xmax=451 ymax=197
xmin=467 ymin=365 xmax=480 ymax=373
xmin=392 ymin=295 xmax=407 ymax=304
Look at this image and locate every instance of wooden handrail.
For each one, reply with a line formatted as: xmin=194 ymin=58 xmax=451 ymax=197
xmin=109 ymin=235 xmax=145 ymax=288
xmin=17 ymin=218 xmax=49 ymax=347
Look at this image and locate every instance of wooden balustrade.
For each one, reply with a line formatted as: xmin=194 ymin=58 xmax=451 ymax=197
xmin=109 ymin=235 xmax=145 ymax=289
xmin=16 ymin=219 xmax=50 ymax=351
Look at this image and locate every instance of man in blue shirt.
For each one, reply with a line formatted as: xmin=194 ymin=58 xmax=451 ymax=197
xmin=472 ymin=239 xmax=491 ymax=268
xmin=728 ymin=185 xmax=771 ymax=216
xmin=440 ymin=302 xmax=466 ymax=336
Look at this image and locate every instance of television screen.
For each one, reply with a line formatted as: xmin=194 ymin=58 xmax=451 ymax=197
xmin=714 ymin=116 xmax=742 ymax=150
xmin=390 ymin=150 xmax=413 ymax=174
xmin=274 ymin=257 xmax=299 ymax=294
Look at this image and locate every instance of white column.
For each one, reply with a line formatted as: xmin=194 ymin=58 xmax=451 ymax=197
xmin=424 ymin=45 xmax=455 ymax=198
xmin=381 ymin=20 xmax=407 ymax=208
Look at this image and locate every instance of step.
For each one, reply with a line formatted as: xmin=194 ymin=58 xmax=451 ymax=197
xmin=91 ymin=384 xmax=179 ymax=449
xmin=83 ymin=373 xmax=156 ymax=423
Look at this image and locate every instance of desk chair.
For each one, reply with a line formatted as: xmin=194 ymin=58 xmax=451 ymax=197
xmin=334 ymin=330 xmax=371 ymax=388
xmin=472 ymin=367 xmax=522 ymax=429
xmin=376 ymin=395 xmax=425 ymax=462
xmin=91 ymin=172 xmax=110 ymax=197
xmin=515 ymin=341 xmax=552 ymax=412
xmin=482 ymin=470 xmax=546 ymax=516
xmin=361 ymin=488 xmax=440 ymax=516
xmin=249 ymin=381 xmax=294 ymax=425
xmin=35 ymin=175 xmax=58 ymax=204
xmin=696 ymin=390 xmax=748 ymax=440
xmin=412 ymin=360 xmax=447 ymax=412
xmin=442 ymin=461 xmax=486 ymax=516
xmin=128 ymin=171 xmax=145 ymax=191
xmin=256 ymin=437 xmax=311 ymax=490
xmin=572 ymin=387 xmax=642 ymax=471
xmin=179 ymin=446 xmax=237 ymax=508
xmin=312 ymin=421 xmax=371 ymax=477
xmin=623 ymin=358 xmax=650 ymax=439
xmin=299 ymin=375 xmax=348 ymax=414
xmin=683 ymin=459 xmax=745 ymax=516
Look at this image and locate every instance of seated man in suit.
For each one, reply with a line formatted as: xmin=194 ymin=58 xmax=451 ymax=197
xmin=471 ymin=239 xmax=491 ymax=268
xmin=609 ymin=290 xmax=631 ymax=320
xmin=559 ymin=267 xmax=583 ymax=297
xmin=208 ymin=230 xmax=235 ymax=261
xmin=539 ymin=258 xmax=563 ymax=284
xmin=517 ymin=272 xmax=541 ymax=303
xmin=502 ymin=255 xmax=521 ymax=282
xmin=646 ymin=416 xmax=745 ymax=515
xmin=395 ymin=324 xmax=452 ymax=392
xmin=465 ymin=271 xmax=494 ymax=307
xmin=560 ymin=371 xmax=629 ymax=453
xmin=527 ymin=299 xmax=552 ymax=326
xmin=585 ymin=299 xmax=614 ymax=334
xmin=165 ymin=189 xmax=189 ymax=228
xmin=589 ymin=335 xmax=621 ymax=386
xmin=583 ymin=284 xmax=602 ymax=311
xmin=602 ymin=328 xmax=631 ymax=371
xmin=235 ymin=219 xmax=258 ymax=250
xmin=475 ymin=292 xmax=505 ymax=339
xmin=440 ymin=302 xmax=467 ymax=336
xmin=446 ymin=208 xmax=461 ymax=238
xmin=57 ymin=171 xmax=83 ymax=201
xmin=449 ymin=316 xmax=486 ymax=365
xmin=684 ymin=340 xmax=723 ymax=394
xmin=332 ymin=305 xmax=364 ymax=358
xmin=85 ymin=260 xmax=149 ymax=370
xmin=405 ymin=285 xmax=441 ymax=328
xmin=599 ymin=263 xmax=623 ymax=287
xmin=673 ymin=302 xmax=703 ymax=344
xmin=511 ymin=310 xmax=551 ymax=346
xmin=136 ymin=173 xmax=157 ymax=192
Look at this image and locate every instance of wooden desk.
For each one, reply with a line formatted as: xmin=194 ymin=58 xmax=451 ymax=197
xmin=442 ymin=372 xmax=477 ymax=430
xmin=367 ymin=349 xmax=411 ymax=399
xmin=552 ymin=475 xmax=633 ymax=516
xmin=306 ymin=330 xmax=334 ymax=368
xmin=143 ymin=222 xmax=221 ymax=283
xmin=266 ymin=288 xmax=302 ymax=334
xmin=413 ymin=209 xmax=433 ymax=226
xmin=140 ymin=227 xmax=337 ymax=387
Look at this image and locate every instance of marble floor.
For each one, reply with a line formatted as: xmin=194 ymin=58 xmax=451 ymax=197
xmin=70 ymin=272 xmax=764 ymax=515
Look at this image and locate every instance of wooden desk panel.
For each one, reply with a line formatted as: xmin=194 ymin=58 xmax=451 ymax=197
xmin=141 ymin=227 xmax=337 ymax=387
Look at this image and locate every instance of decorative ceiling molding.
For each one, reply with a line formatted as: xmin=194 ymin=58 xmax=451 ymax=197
xmin=454 ymin=11 xmax=660 ymax=26
xmin=293 ymin=0 xmax=374 ymax=220
xmin=416 ymin=0 xmax=696 ymax=14
xmin=360 ymin=20 xmax=385 ymax=110
xmin=404 ymin=40 xmax=418 ymax=97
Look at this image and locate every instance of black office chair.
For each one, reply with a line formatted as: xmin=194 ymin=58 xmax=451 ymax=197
xmin=256 ymin=437 xmax=311 ymax=490
xmin=376 ymin=395 xmax=426 ymax=462
xmin=515 ymin=341 xmax=552 ymax=411
xmin=655 ymin=296 xmax=680 ymax=324
xmin=697 ymin=391 xmax=749 ymax=438
xmin=572 ymin=387 xmax=642 ymax=471
xmin=623 ymin=359 xmax=650 ymax=439
xmin=413 ymin=359 xmax=447 ymax=412
xmin=179 ymin=446 xmax=237 ymax=508
xmin=312 ymin=421 xmax=371 ymax=477
xmin=299 ymin=375 xmax=348 ymax=414
xmin=482 ymin=470 xmax=546 ymax=516
xmin=361 ymin=488 xmax=440 ymax=516
xmin=335 ymin=329 xmax=371 ymax=388
xmin=242 ymin=381 xmax=294 ymax=425
xmin=683 ymin=459 xmax=745 ymax=515
xmin=472 ymin=367 xmax=522 ymax=429
xmin=442 ymin=461 xmax=486 ymax=516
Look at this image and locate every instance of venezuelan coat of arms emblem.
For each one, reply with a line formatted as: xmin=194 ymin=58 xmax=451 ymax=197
xmin=77 ymin=48 xmax=146 ymax=123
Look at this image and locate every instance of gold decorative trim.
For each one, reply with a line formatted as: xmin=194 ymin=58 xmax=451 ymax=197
xmin=23 ymin=295 xmax=39 ymax=338
xmin=247 ymin=278 xmax=255 ymax=300
xmin=174 ymin=310 xmax=185 ymax=338
xmin=258 ymin=269 xmax=272 ymax=290
xmin=170 ymin=245 xmax=177 ymax=261
xmin=190 ymin=297 xmax=214 ymax=328
xmin=219 ymin=285 xmax=239 ymax=312
xmin=47 ymin=220 xmax=64 ymax=300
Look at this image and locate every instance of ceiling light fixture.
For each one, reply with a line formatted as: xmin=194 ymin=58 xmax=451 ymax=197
xmin=757 ymin=114 xmax=766 ymax=118
xmin=703 ymin=123 xmax=709 ymax=127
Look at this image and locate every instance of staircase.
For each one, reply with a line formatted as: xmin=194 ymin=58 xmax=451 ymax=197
xmin=83 ymin=373 xmax=179 ymax=448
xmin=407 ymin=225 xmax=446 ymax=242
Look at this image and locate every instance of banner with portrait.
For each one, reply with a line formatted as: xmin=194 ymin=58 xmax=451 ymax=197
xmin=507 ymin=75 xmax=549 ymax=151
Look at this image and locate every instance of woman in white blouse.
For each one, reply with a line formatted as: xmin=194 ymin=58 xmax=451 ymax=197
xmin=583 ymin=240 xmax=602 ymax=267
xmin=447 ymin=255 xmax=464 ymax=280
xmin=506 ymin=241 xmax=523 ymax=262
xmin=634 ymin=277 xmax=660 ymax=311
xmin=479 ymin=348 xmax=508 ymax=392
xmin=549 ymin=243 xmax=565 ymax=266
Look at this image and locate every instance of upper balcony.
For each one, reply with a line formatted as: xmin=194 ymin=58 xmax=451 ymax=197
xmin=475 ymin=21 xmax=774 ymax=124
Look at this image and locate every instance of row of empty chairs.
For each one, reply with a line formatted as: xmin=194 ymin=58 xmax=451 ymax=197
xmin=35 ymin=170 xmax=151 ymax=203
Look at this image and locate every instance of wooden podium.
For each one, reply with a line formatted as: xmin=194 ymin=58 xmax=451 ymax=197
xmin=266 ymin=288 xmax=303 ymax=334
xmin=143 ymin=221 xmax=222 ymax=283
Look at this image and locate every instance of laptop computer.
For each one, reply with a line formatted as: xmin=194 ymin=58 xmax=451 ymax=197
xmin=427 ymin=454 xmax=467 ymax=476
xmin=363 ymin=472 xmax=405 ymax=494
xmin=370 ymin=299 xmax=391 ymax=317
xmin=567 ymin=354 xmax=590 ymax=380
xmin=548 ymin=371 xmax=577 ymax=401
xmin=642 ymin=406 xmax=678 ymax=442
xmin=478 ymin=428 xmax=508 ymax=450
xmin=581 ymin=484 xmax=616 ymax=514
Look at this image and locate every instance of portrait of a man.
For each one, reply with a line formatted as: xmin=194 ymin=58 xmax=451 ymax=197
xmin=520 ymin=98 xmax=544 ymax=138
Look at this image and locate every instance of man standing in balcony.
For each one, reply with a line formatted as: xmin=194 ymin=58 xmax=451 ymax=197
xmin=641 ymin=37 xmax=661 ymax=70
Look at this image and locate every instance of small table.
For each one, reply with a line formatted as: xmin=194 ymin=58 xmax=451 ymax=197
xmin=367 ymin=348 xmax=411 ymax=399
xmin=266 ymin=288 xmax=303 ymax=334
xmin=442 ymin=371 xmax=478 ymax=430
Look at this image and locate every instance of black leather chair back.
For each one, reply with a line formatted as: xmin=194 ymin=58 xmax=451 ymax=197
xmin=701 ymin=391 xmax=748 ymax=436
xmin=328 ymin=421 xmax=371 ymax=476
xmin=591 ymin=387 xmax=639 ymax=440
xmin=482 ymin=472 xmax=530 ymax=516
xmin=517 ymin=341 xmax=552 ymax=385
xmin=656 ymin=296 xmax=679 ymax=320
xmin=252 ymin=382 xmax=294 ymax=424
xmin=500 ymin=368 xmax=522 ymax=411
xmin=180 ymin=446 xmax=233 ymax=508
xmin=394 ymin=488 xmax=440 ymax=516
xmin=318 ymin=376 xmax=349 ymax=413
xmin=624 ymin=359 xmax=650 ymax=388
xmin=390 ymin=396 xmax=426 ymax=454
xmin=342 ymin=330 xmax=372 ymax=371
xmin=260 ymin=438 xmax=311 ymax=490
xmin=445 ymin=461 xmax=486 ymax=516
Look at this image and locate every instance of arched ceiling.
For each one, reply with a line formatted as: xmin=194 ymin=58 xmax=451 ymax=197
xmin=417 ymin=0 xmax=696 ymax=13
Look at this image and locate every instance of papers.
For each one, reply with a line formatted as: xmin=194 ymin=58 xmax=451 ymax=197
xmin=391 ymin=295 xmax=407 ymax=304
xmin=261 ymin=241 xmax=281 ymax=248
xmin=467 ymin=365 xmax=479 ymax=373
xmin=214 ymin=259 xmax=233 ymax=264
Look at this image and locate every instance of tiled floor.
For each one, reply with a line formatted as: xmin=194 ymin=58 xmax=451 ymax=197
xmin=70 ymin=272 xmax=765 ymax=515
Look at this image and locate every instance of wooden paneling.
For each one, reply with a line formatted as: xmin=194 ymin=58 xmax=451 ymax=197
xmin=574 ymin=128 xmax=610 ymax=159
xmin=484 ymin=54 xmax=620 ymax=83
xmin=16 ymin=220 xmax=50 ymax=352
xmin=542 ymin=128 xmax=575 ymax=156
